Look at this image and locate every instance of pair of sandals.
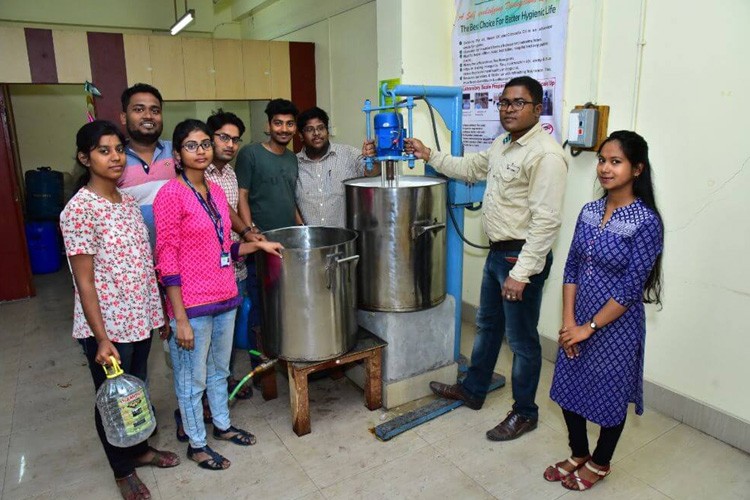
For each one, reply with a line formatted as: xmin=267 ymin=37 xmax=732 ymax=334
xmin=187 ymin=425 xmax=257 ymax=470
xmin=544 ymin=456 xmax=610 ymax=491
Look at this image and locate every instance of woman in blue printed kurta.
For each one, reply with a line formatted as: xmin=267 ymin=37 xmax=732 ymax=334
xmin=545 ymin=131 xmax=664 ymax=491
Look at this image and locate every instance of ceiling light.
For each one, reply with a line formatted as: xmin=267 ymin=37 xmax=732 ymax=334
xmin=170 ymin=9 xmax=195 ymax=35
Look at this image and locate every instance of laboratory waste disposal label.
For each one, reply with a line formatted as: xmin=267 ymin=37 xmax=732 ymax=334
xmin=117 ymin=388 xmax=153 ymax=435
xmin=453 ymin=0 xmax=569 ymax=151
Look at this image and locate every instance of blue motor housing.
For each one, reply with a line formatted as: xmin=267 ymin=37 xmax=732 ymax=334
xmin=374 ymin=112 xmax=405 ymax=157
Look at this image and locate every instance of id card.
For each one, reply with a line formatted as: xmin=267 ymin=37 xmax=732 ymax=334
xmin=220 ymin=252 xmax=231 ymax=268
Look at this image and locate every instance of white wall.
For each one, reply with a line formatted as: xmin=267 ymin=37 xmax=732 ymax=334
xmin=10 ymin=84 xmax=83 ymax=178
xmin=242 ymin=0 xmax=378 ymax=150
xmin=382 ymin=0 xmax=750 ymax=423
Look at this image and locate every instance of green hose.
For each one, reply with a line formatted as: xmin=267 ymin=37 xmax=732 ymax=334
xmin=229 ymin=358 xmax=277 ymax=402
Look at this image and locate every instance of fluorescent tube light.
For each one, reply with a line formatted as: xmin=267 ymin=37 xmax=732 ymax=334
xmin=170 ymin=9 xmax=195 ymax=36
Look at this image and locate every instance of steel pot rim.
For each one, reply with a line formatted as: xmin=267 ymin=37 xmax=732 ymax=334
xmin=261 ymin=225 xmax=358 ymax=253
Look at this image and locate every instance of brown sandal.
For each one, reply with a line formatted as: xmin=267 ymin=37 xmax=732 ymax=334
xmin=543 ymin=455 xmax=590 ymax=481
xmin=115 ymin=472 xmax=151 ymax=500
xmin=562 ymin=461 xmax=611 ymax=491
xmin=135 ymin=446 xmax=181 ymax=468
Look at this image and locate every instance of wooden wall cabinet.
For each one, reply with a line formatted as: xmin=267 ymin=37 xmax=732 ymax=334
xmin=52 ymin=31 xmax=91 ymax=83
xmin=0 ymin=29 xmax=303 ymax=103
xmin=213 ymin=39 xmax=244 ymax=100
xmin=242 ymin=40 xmax=271 ymax=100
xmin=0 ymin=27 xmax=32 ymax=83
xmin=182 ymin=37 xmax=215 ymax=100
xmin=149 ymin=36 xmax=186 ymax=100
xmin=123 ymin=34 xmax=153 ymax=86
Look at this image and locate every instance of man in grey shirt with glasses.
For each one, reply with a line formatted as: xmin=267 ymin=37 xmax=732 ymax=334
xmin=295 ymin=107 xmax=378 ymax=227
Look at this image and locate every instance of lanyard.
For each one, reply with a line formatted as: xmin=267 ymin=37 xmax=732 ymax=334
xmin=181 ymin=172 xmax=224 ymax=249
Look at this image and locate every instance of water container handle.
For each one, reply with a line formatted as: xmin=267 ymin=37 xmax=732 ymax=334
xmin=102 ymin=355 xmax=124 ymax=379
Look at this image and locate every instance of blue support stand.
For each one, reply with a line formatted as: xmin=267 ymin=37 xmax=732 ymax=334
xmin=364 ymin=84 xmax=505 ymax=442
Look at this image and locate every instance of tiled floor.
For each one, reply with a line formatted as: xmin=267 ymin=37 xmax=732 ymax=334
xmin=1 ymin=271 xmax=749 ymax=499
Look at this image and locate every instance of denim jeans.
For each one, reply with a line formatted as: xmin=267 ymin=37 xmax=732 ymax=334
xmin=80 ymin=336 xmax=152 ymax=479
xmin=461 ymin=250 xmax=552 ymax=419
xmin=169 ymin=308 xmax=236 ymax=448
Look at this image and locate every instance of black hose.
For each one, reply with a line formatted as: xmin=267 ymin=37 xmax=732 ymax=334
xmin=417 ymin=97 xmax=489 ymax=250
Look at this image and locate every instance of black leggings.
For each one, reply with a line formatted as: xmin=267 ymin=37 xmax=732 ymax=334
xmin=562 ymin=409 xmax=626 ymax=466
xmin=80 ymin=336 xmax=152 ymax=479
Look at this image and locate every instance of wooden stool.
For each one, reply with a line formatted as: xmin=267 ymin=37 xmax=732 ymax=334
xmin=287 ymin=329 xmax=387 ymax=436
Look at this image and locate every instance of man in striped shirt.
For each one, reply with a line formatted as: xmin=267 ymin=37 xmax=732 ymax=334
xmin=295 ymin=107 xmax=378 ymax=227
xmin=118 ymin=83 xmax=174 ymax=248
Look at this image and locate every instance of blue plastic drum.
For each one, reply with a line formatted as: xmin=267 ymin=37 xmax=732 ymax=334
xmin=25 ymin=221 xmax=61 ymax=274
xmin=25 ymin=167 xmax=64 ymax=221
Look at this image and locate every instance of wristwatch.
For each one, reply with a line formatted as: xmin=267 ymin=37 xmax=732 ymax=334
xmin=589 ymin=319 xmax=599 ymax=332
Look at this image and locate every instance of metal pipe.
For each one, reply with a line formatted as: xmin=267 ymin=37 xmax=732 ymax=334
xmin=380 ymin=85 xmax=467 ymax=360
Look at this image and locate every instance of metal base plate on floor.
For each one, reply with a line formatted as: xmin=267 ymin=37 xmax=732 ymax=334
xmin=374 ymin=371 xmax=506 ymax=441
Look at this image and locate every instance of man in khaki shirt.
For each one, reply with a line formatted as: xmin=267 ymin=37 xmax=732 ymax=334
xmin=403 ymin=76 xmax=568 ymax=441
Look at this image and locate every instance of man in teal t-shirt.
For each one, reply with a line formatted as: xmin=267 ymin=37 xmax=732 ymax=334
xmin=236 ymin=99 xmax=301 ymax=232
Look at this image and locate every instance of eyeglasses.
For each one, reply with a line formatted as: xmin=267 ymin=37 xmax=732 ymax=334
xmin=302 ymin=125 xmax=327 ymax=135
xmin=496 ymin=99 xmax=537 ymax=111
xmin=214 ymin=133 xmax=243 ymax=145
xmin=182 ymin=140 xmax=213 ymax=152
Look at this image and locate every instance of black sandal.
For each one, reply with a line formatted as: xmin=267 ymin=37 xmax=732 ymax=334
xmin=187 ymin=445 xmax=230 ymax=470
xmin=213 ymin=425 xmax=257 ymax=446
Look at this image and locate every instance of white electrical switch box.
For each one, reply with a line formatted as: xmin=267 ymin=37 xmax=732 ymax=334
xmin=567 ymin=108 xmax=599 ymax=148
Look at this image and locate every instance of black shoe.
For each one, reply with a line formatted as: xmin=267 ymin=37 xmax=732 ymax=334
xmin=486 ymin=410 xmax=538 ymax=441
xmin=429 ymin=381 xmax=484 ymax=410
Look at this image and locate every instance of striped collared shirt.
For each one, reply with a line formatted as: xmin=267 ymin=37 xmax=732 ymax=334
xmin=296 ymin=142 xmax=365 ymax=227
xmin=205 ymin=163 xmax=247 ymax=281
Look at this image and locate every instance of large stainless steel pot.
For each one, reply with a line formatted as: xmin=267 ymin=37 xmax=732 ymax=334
xmin=256 ymin=226 xmax=359 ymax=361
xmin=345 ymin=176 xmax=447 ymax=312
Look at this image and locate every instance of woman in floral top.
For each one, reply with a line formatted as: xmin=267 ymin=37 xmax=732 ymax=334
xmin=60 ymin=120 xmax=179 ymax=500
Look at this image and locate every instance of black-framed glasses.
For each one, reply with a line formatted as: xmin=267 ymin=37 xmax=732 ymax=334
xmin=496 ymin=99 xmax=537 ymax=111
xmin=182 ymin=140 xmax=213 ymax=152
xmin=214 ymin=133 xmax=243 ymax=145
xmin=302 ymin=125 xmax=327 ymax=135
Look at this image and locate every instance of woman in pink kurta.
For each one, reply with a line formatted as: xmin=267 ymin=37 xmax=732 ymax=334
xmin=153 ymin=119 xmax=282 ymax=471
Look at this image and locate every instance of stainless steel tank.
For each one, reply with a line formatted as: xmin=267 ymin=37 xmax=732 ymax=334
xmin=345 ymin=176 xmax=447 ymax=312
xmin=256 ymin=226 xmax=359 ymax=361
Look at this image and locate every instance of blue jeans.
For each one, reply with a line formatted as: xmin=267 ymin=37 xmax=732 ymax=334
xmin=462 ymin=250 xmax=552 ymax=419
xmin=169 ymin=309 xmax=236 ymax=448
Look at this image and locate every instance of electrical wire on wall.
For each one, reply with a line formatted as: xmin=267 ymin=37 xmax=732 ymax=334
xmin=413 ymin=97 xmax=490 ymax=250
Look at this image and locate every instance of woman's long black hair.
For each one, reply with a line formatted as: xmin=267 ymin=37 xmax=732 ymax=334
xmin=599 ymin=130 xmax=664 ymax=305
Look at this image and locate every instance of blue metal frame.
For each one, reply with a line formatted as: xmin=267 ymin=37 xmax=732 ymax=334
xmin=362 ymin=84 xmax=487 ymax=360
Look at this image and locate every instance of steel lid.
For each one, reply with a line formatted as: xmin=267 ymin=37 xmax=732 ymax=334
xmin=344 ymin=176 xmax=447 ymax=188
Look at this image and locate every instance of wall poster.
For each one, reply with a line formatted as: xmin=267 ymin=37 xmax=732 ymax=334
xmin=453 ymin=0 xmax=569 ymax=152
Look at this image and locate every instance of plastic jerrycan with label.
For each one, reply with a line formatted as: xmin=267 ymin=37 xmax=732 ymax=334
xmin=95 ymin=356 xmax=156 ymax=447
